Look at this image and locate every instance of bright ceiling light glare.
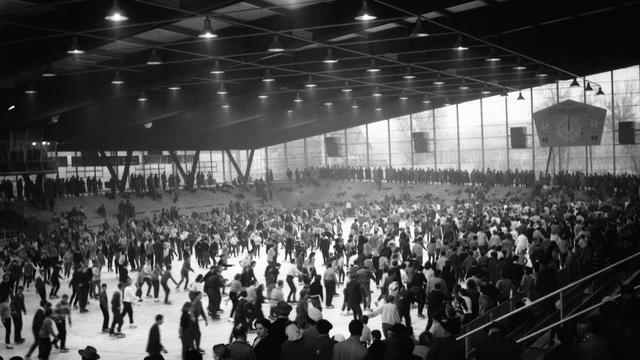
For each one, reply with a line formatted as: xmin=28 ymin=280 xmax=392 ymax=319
xmin=517 ymin=91 xmax=525 ymax=100
xmin=42 ymin=63 xmax=56 ymax=77
xmin=351 ymin=100 xmax=359 ymax=109
xmin=452 ymin=35 xmax=468 ymax=51
xmin=422 ymin=95 xmax=431 ymax=104
xmin=67 ymin=36 xmax=84 ymax=54
xmin=485 ymin=47 xmax=501 ymax=62
xmin=410 ymin=18 xmax=429 ymax=37
xmin=210 ymin=59 xmax=224 ymax=74
xmin=324 ymin=101 xmax=333 ymax=106
xmin=570 ymin=77 xmax=581 ymax=87
xmin=111 ymin=70 xmax=124 ymax=85
xmin=8 ymin=105 xmax=15 ymax=111
xmin=512 ymin=57 xmax=527 ymax=70
xmin=262 ymin=69 xmax=275 ymax=82
xmin=216 ymin=83 xmax=228 ymax=95
xmin=535 ymin=71 xmax=548 ymax=78
xmin=287 ymin=109 xmax=293 ymax=113
xmin=198 ymin=17 xmax=217 ymax=39
xmin=304 ymin=75 xmax=317 ymax=88
xmin=355 ymin=0 xmax=376 ymax=21
xmin=267 ymin=35 xmax=285 ymax=52
xmin=341 ymin=81 xmax=353 ymax=92
xmin=24 ymin=83 xmax=37 ymax=94
xmin=105 ymin=0 xmax=128 ymax=22
xmin=403 ymin=67 xmax=415 ymax=79
xmin=372 ymin=87 xmax=382 ymax=97
xmin=146 ymin=48 xmax=162 ymax=65
xmin=480 ymin=84 xmax=491 ymax=95
xmin=585 ymin=81 xmax=594 ymax=91
xmin=31 ymin=142 xmax=36 ymax=146
xmin=443 ymin=97 xmax=451 ymax=106
xmin=293 ymin=92 xmax=303 ymax=103
xmin=366 ymin=59 xmax=380 ymax=72
xmin=399 ymin=92 xmax=408 ymax=100
xmin=433 ymin=73 xmax=445 ymax=85
xmin=323 ymin=48 xmax=338 ymax=64
xmin=258 ymin=94 xmax=268 ymax=99
xmin=221 ymin=102 xmax=231 ymax=109
xmin=458 ymin=79 xmax=469 ymax=90
xmin=137 ymin=91 xmax=148 ymax=102
xmin=375 ymin=107 xmax=382 ymax=111
xmin=168 ymin=84 xmax=181 ymax=91
xmin=596 ymin=86 xmax=605 ymax=96
xmin=144 ymin=122 xmax=153 ymax=129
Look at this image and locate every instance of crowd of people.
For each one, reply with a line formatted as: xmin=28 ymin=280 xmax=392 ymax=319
xmin=0 ymin=166 xmax=639 ymax=360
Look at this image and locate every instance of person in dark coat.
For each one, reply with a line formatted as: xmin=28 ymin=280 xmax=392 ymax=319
xmin=146 ymin=314 xmax=167 ymax=360
xmin=315 ymin=319 xmax=337 ymax=360
xmin=270 ymin=301 xmax=293 ymax=352
xmin=475 ymin=322 xmax=520 ymax=360
xmin=253 ymin=319 xmax=278 ymax=360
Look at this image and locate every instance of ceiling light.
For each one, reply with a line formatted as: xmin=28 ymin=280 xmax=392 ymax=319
xmin=452 ymin=35 xmax=468 ymax=51
xmin=111 ymin=70 xmax=124 ymax=85
xmin=458 ymin=79 xmax=469 ymax=90
xmin=355 ymin=0 xmax=376 ymax=21
xmin=144 ymin=122 xmax=153 ymax=129
xmin=210 ymin=59 xmax=224 ymax=74
xmin=258 ymin=94 xmax=268 ymax=99
xmin=168 ymin=84 xmax=181 ymax=91
xmin=535 ymin=71 xmax=548 ymax=78
xmin=500 ymin=88 xmax=508 ymax=97
xmin=443 ymin=97 xmax=451 ymax=106
xmin=366 ymin=59 xmax=380 ymax=72
xmin=375 ymin=107 xmax=382 ymax=111
xmin=221 ymin=102 xmax=231 ymax=109
xmin=480 ymin=84 xmax=491 ymax=95
xmin=433 ymin=73 xmax=445 ymax=85
xmin=262 ymin=69 xmax=275 ymax=82
xmin=403 ymin=67 xmax=415 ymax=79
xmin=8 ymin=105 xmax=15 ymax=111
xmin=422 ymin=95 xmax=431 ymax=104
xmin=372 ymin=87 xmax=382 ymax=97
xmin=287 ymin=109 xmax=293 ymax=113
xmin=399 ymin=91 xmax=408 ymax=100
xmin=485 ymin=48 xmax=500 ymax=62
xmin=67 ymin=37 xmax=84 ymax=54
xmin=267 ymin=35 xmax=284 ymax=52
xmin=42 ymin=63 xmax=56 ymax=77
xmin=31 ymin=142 xmax=36 ymax=146
xmin=323 ymin=48 xmax=338 ymax=64
xmin=512 ymin=57 xmax=526 ymax=70
xmin=137 ymin=91 xmax=148 ymax=102
xmin=24 ymin=84 xmax=37 ymax=94
xmin=341 ymin=81 xmax=352 ymax=92
xmin=585 ymin=81 xmax=593 ymax=91
xmin=293 ymin=92 xmax=303 ymax=103
xmin=351 ymin=100 xmax=359 ymax=108
xmin=570 ymin=77 xmax=581 ymax=87
xmin=198 ymin=17 xmax=217 ymax=38
xmin=304 ymin=75 xmax=317 ymax=88
xmin=517 ymin=91 xmax=525 ymax=100
xmin=410 ymin=18 xmax=429 ymax=37
xmin=146 ymin=48 xmax=162 ymax=65
xmin=324 ymin=101 xmax=333 ymax=106
xmin=596 ymin=86 xmax=605 ymax=96
xmin=216 ymin=83 xmax=227 ymax=95
xmin=105 ymin=0 xmax=128 ymax=22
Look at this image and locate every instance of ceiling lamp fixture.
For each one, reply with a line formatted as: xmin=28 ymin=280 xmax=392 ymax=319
xmin=267 ymin=35 xmax=284 ymax=52
xmin=42 ymin=63 xmax=56 ymax=77
xmin=512 ymin=57 xmax=526 ymax=70
xmin=399 ymin=91 xmax=408 ymax=100
xmin=293 ymin=92 xmax=303 ymax=103
xmin=198 ymin=17 xmax=217 ymax=38
xmin=105 ymin=0 xmax=128 ymax=22
xmin=262 ymin=69 xmax=275 ymax=82
xmin=258 ymin=94 xmax=268 ymax=99
xmin=433 ymin=73 xmax=445 ymax=85
xmin=355 ymin=0 xmax=376 ymax=21
xmin=403 ymin=67 xmax=415 ymax=79
xmin=375 ymin=107 xmax=382 ymax=111
xmin=324 ymin=101 xmax=333 ymax=106
xmin=585 ymin=81 xmax=593 ymax=91
xmin=323 ymin=48 xmax=338 ymax=64
xmin=517 ymin=91 xmax=525 ymax=100
xmin=443 ymin=97 xmax=451 ymax=106
xmin=485 ymin=48 xmax=500 ymax=62
xmin=24 ymin=84 xmax=37 ymax=94
xmin=137 ymin=91 xmax=148 ymax=102
xmin=372 ymin=87 xmax=382 ymax=97
xmin=111 ymin=70 xmax=124 ymax=85
xmin=535 ymin=69 xmax=548 ymax=78
xmin=341 ymin=81 xmax=353 ymax=92
xmin=596 ymin=86 xmax=605 ymax=96
xmin=216 ymin=83 xmax=228 ymax=95
xmin=422 ymin=94 xmax=431 ymax=104
xmin=304 ymin=75 xmax=317 ymax=88
xmin=168 ymin=83 xmax=181 ymax=90
xmin=67 ymin=36 xmax=84 ymax=54
xmin=366 ymin=59 xmax=381 ymax=72
xmin=458 ymin=79 xmax=469 ymax=90
xmin=410 ymin=18 xmax=429 ymax=37
xmin=452 ymin=35 xmax=468 ymax=51
xmin=221 ymin=102 xmax=231 ymax=109
xmin=480 ymin=84 xmax=491 ymax=95
xmin=351 ymin=99 xmax=360 ymax=108
xmin=144 ymin=122 xmax=153 ymax=129
xmin=210 ymin=59 xmax=224 ymax=74
xmin=146 ymin=48 xmax=162 ymax=65
xmin=570 ymin=77 xmax=580 ymax=87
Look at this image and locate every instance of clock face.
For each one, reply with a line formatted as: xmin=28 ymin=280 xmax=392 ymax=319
xmin=555 ymin=115 xmax=583 ymax=141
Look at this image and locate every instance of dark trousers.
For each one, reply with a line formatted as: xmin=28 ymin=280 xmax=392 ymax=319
xmin=78 ymin=284 xmax=89 ymax=310
xmin=37 ymin=286 xmax=46 ymax=303
xmin=349 ymin=302 xmax=362 ymax=320
xmin=325 ymin=280 xmax=336 ymax=306
xmin=110 ymin=307 xmax=123 ymax=334
xmin=50 ymin=282 xmax=60 ymax=297
xmin=207 ymin=289 xmax=221 ymax=316
xmin=229 ymin=292 xmax=238 ymax=318
xmin=2 ymin=317 xmax=11 ymax=344
xmin=152 ymin=279 xmax=160 ymax=298
xmin=121 ymin=302 xmax=134 ymax=324
xmin=38 ymin=337 xmax=52 ymax=360
xmin=286 ymin=275 xmax=296 ymax=302
xmin=161 ymin=281 xmax=170 ymax=302
xmin=26 ymin=334 xmax=40 ymax=357
xmin=12 ymin=312 xmax=22 ymax=341
xmin=55 ymin=320 xmax=66 ymax=348
xmin=101 ymin=305 xmax=110 ymax=330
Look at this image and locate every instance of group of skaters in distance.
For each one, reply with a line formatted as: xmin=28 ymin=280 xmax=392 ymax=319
xmin=0 ymin=169 xmax=639 ymax=360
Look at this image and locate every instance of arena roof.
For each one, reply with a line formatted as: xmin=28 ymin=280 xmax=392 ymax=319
xmin=1 ymin=0 xmax=639 ymax=151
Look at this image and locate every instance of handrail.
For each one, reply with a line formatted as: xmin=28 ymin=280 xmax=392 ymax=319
xmin=456 ymin=250 xmax=640 ymax=341
xmin=516 ymin=283 xmax=640 ymax=344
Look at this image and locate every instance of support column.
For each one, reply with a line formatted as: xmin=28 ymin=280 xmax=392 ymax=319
xmin=303 ymin=138 xmax=308 ymax=168
xmin=243 ymin=149 xmax=255 ymax=185
xmin=611 ymin=71 xmax=616 ymax=174
xmin=221 ymin=150 xmax=226 ymax=182
xmin=583 ymin=76 xmax=589 ymax=175
xmin=387 ymin=118 xmax=392 ymax=167
xmin=480 ymin=98 xmax=486 ymax=171
xmin=225 ymin=149 xmax=244 ymax=184
xmin=284 ymin=143 xmax=289 ymax=171
xmin=530 ymin=88 xmax=536 ymax=173
xmin=119 ymin=150 xmax=133 ymax=192
xmin=344 ymin=128 xmax=349 ymax=167
xmin=409 ymin=114 xmax=414 ymax=169
xmin=432 ymin=109 xmax=437 ymax=170
xmin=456 ymin=104 xmax=461 ymax=170
xmin=323 ymin=134 xmax=327 ymax=166
xmin=505 ymin=97 xmax=510 ymax=170
xmin=169 ymin=150 xmax=199 ymax=190
xmin=365 ymin=123 xmax=370 ymax=168
xmin=265 ymin=147 xmax=269 ymax=173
